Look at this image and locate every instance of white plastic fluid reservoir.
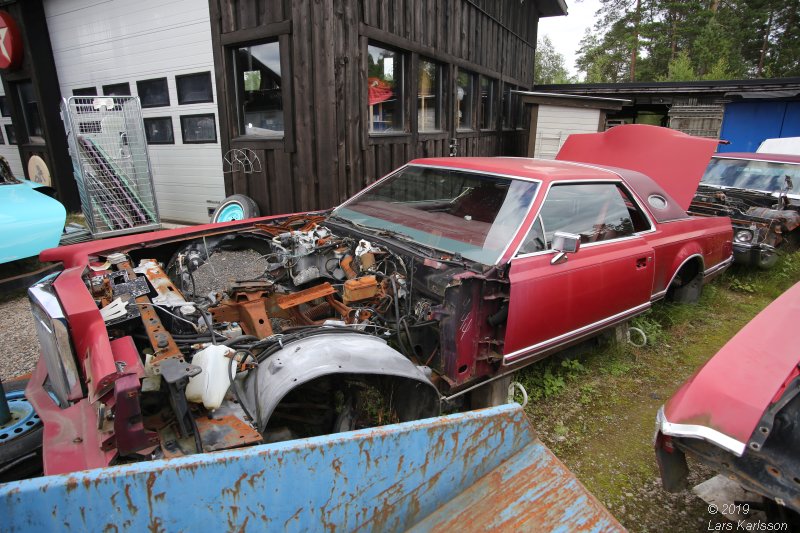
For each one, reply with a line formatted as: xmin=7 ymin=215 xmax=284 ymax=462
xmin=185 ymin=345 xmax=236 ymax=410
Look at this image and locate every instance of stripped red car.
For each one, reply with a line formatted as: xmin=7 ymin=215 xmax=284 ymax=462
xmin=655 ymin=281 xmax=800 ymax=526
xmin=9 ymin=125 xmax=733 ymax=479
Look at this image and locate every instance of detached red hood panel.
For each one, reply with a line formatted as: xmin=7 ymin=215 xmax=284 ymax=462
xmin=556 ymin=124 xmax=718 ymax=211
xmin=664 ymin=281 xmax=800 ymax=446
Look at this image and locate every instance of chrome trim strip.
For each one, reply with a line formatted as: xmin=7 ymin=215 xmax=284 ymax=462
xmin=703 ymin=255 xmax=733 ymax=277
xmin=657 ymin=406 xmax=746 ymax=457
xmin=503 ymin=301 xmax=651 ymax=364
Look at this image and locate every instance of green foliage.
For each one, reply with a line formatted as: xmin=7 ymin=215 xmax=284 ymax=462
xmin=575 ymin=0 xmax=800 ymax=82
xmin=729 ymin=277 xmax=756 ymax=293
xmin=630 ymin=315 xmax=665 ymax=346
xmin=534 ymin=35 xmax=574 ymax=84
xmin=520 ymin=357 xmax=587 ymax=401
xmin=658 ymin=50 xmax=696 ymax=81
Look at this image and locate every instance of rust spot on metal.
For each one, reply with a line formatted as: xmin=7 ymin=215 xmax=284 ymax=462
xmin=284 ymin=507 xmax=303 ymax=529
xmin=221 ymin=473 xmax=249 ymax=503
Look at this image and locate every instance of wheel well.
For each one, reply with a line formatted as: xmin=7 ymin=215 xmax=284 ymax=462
xmin=671 ymin=257 xmax=703 ymax=288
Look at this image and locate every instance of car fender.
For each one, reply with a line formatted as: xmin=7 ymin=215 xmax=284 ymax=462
xmin=667 ymin=246 xmax=705 ymax=286
xmin=243 ymin=332 xmax=441 ymax=431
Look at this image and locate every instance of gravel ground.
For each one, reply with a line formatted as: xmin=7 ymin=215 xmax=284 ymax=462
xmin=0 ymin=294 xmax=40 ymax=381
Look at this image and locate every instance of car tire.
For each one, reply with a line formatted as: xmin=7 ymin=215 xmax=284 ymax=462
xmin=668 ymin=273 xmax=703 ymax=304
xmin=211 ymin=194 xmax=260 ymax=223
xmin=0 ymin=379 xmax=44 ymax=483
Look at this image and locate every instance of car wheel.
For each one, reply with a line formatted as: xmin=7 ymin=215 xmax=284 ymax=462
xmin=211 ymin=194 xmax=260 ymax=223
xmin=755 ymin=250 xmax=778 ymax=270
xmin=0 ymin=379 xmax=44 ymax=482
xmin=668 ymin=272 xmax=703 ymax=304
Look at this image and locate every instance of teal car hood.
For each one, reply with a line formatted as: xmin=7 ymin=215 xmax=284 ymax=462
xmin=0 ymin=180 xmax=66 ymax=263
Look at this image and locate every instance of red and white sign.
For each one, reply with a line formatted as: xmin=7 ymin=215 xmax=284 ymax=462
xmin=0 ymin=11 xmax=22 ymax=71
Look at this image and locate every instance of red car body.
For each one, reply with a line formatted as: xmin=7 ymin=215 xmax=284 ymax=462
xmin=655 ymin=281 xmax=800 ymax=519
xmin=23 ymin=125 xmax=732 ymax=476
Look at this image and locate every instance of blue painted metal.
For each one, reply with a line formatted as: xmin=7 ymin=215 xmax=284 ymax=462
xmin=0 ymin=180 xmax=66 ymax=264
xmin=0 ymin=388 xmax=40 ymax=444
xmin=719 ymin=101 xmax=799 ymax=153
xmin=0 ymin=404 xmax=622 ymax=532
xmin=216 ymin=203 xmax=245 ymax=222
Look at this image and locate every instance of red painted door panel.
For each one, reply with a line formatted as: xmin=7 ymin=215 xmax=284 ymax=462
xmin=504 ymin=237 xmax=654 ymax=360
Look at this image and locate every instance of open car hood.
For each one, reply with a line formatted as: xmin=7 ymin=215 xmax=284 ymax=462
xmin=556 ymin=124 xmax=718 ymax=211
xmin=661 ymin=281 xmax=800 ymax=455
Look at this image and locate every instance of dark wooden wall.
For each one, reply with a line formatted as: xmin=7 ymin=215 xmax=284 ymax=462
xmin=208 ymin=0 xmax=541 ymax=215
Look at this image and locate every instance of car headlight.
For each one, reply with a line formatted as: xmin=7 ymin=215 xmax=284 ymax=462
xmin=735 ymin=230 xmax=754 ymax=243
xmin=28 ymin=273 xmax=80 ymax=405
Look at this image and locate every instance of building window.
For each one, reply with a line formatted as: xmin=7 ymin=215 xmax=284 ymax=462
xmin=73 ymin=87 xmax=97 ymax=96
xmin=234 ymin=42 xmax=283 ymax=137
xmin=0 ymin=129 xmax=4 ymax=144
xmin=180 ymin=113 xmax=216 ymax=144
xmin=137 ymin=78 xmax=170 ymax=108
xmin=418 ymin=58 xmax=443 ymax=132
xmin=479 ymin=76 xmax=496 ymax=130
xmin=144 ymin=117 xmax=174 ymax=144
xmin=17 ymin=81 xmax=44 ymax=142
xmin=456 ymin=70 xmax=475 ymax=130
xmin=0 ymin=96 xmax=9 ymax=117
xmin=502 ymin=84 xmax=515 ymax=130
xmin=368 ymin=43 xmax=405 ymax=133
xmin=5 ymin=125 xmax=16 ymax=144
xmin=103 ymin=83 xmax=131 ymax=96
xmin=176 ymin=72 xmax=213 ymax=105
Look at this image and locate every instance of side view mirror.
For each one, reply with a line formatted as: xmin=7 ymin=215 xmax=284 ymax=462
xmin=551 ymin=231 xmax=581 ymax=265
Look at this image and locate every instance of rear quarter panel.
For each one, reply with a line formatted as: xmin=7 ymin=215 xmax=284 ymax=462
xmin=646 ymin=216 xmax=733 ymax=296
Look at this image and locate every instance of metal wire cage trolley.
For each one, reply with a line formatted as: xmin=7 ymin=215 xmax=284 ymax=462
xmin=61 ymin=96 xmax=161 ymax=237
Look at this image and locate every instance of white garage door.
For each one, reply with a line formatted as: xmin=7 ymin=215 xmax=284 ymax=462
xmin=533 ymin=105 xmax=601 ymax=160
xmin=44 ymin=0 xmax=226 ymax=223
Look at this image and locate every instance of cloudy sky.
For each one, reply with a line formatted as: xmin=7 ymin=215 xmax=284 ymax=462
xmin=538 ymin=0 xmax=603 ymax=78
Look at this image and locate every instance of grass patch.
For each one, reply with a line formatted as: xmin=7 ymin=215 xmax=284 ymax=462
xmin=517 ymin=252 xmax=800 ymax=532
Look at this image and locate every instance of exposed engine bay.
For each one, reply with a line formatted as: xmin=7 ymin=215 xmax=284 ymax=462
xmin=690 ymin=185 xmax=800 ymax=250
xmin=84 ymin=215 xmax=504 ymax=460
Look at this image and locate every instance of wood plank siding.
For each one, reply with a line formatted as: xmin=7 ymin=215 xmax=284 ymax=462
xmin=208 ymin=0 xmax=545 ymax=214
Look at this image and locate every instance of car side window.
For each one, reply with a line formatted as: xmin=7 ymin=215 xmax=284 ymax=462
xmin=518 ymin=182 xmax=648 ymax=255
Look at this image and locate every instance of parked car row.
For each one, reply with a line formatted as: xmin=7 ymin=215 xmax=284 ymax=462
xmin=3 ymin=124 xmax=799 ymax=528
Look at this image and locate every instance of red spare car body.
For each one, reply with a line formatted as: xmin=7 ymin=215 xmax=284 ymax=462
xmin=13 ymin=125 xmax=733 ymax=478
xmin=655 ymin=280 xmax=800 ymax=522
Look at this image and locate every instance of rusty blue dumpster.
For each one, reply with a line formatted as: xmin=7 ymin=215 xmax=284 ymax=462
xmin=0 ymin=403 xmax=623 ymax=532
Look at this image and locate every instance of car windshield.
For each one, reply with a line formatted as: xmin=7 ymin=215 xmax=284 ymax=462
xmin=701 ymin=157 xmax=800 ymax=195
xmin=332 ymin=165 xmax=539 ymax=264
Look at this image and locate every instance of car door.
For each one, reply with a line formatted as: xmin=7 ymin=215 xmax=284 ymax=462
xmin=504 ymin=181 xmax=655 ymax=364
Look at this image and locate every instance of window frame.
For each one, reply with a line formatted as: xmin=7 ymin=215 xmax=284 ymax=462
xmin=513 ymin=180 xmax=656 ymax=259
xmin=0 ymin=95 xmax=9 ymax=117
xmin=455 ymin=68 xmax=476 ymax=132
xmin=231 ymin=40 xmax=285 ymax=139
xmin=180 ymin=113 xmax=217 ymax=144
xmin=5 ymin=124 xmax=16 ymax=145
xmin=72 ymin=87 xmax=97 ymax=97
xmin=367 ymin=41 xmax=409 ymax=136
xmin=176 ymin=71 xmax=214 ymax=105
xmin=143 ymin=116 xmax=175 ymax=145
xmin=102 ymin=83 xmax=131 ymax=96
xmin=479 ymin=75 xmax=497 ymax=131
xmin=137 ymin=78 xmax=170 ymax=108
xmin=417 ymin=57 xmax=444 ymax=133
xmin=16 ymin=80 xmax=44 ymax=143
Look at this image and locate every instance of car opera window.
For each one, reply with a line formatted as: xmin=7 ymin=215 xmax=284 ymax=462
xmin=333 ymin=166 xmax=538 ymax=264
xmin=456 ymin=70 xmax=475 ymax=130
xmin=234 ymin=41 xmax=283 ymax=137
xmin=144 ymin=117 xmax=174 ymax=144
xmin=519 ymin=183 xmax=646 ymax=254
xmin=176 ymin=72 xmax=213 ymax=105
xmin=418 ymin=58 xmax=443 ymax=132
xmin=479 ymin=76 xmax=496 ymax=130
xmin=368 ymin=44 xmax=405 ymax=133
xmin=180 ymin=114 xmax=217 ymax=144
xmin=17 ymin=81 xmax=44 ymax=142
xmin=137 ymin=78 xmax=170 ymax=108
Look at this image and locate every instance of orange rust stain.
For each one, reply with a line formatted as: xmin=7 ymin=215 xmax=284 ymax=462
xmin=124 ymin=485 xmax=137 ymax=515
xmin=65 ymin=477 xmax=79 ymax=493
xmin=221 ymin=472 xmax=249 ymax=502
xmin=247 ymin=470 xmax=266 ymax=488
xmin=284 ymin=507 xmax=303 ymax=529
